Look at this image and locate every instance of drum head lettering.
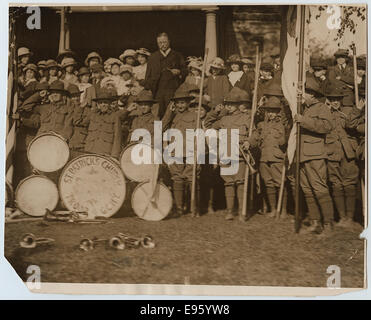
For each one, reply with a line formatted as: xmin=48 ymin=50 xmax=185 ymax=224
xmin=59 ymin=155 xmax=126 ymax=218
xmin=131 ymin=182 xmax=172 ymax=221
xmin=28 ymin=133 xmax=70 ymax=172
xmin=15 ymin=175 xmax=59 ymax=217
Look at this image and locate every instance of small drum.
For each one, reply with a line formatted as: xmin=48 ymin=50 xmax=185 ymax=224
xmin=15 ymin=175 xmax=59 ymax=216
xmin=120 ymin=143 xmax=161 ymax=182
xmin=59 ymin=154 xmax=126 ymax=218
xmin=27 ymin=132 xmax=70 ymax=173
xmin=131 ymin=181 xmax=172 ymax=221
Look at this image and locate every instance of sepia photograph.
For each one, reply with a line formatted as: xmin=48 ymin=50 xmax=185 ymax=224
xmin=3 ymin=3 xmax=367 ymax=295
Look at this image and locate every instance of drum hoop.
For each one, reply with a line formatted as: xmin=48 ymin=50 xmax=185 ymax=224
xmin=27 ymin=132 xmax=70 ymax=172
xmin=119 ymin=142 xmax=161 ymax=181
xmin=58 ymin=154 xmax=126 ymax=214
xmin=131 ymin=181 xmax=172 ymax=220
xmin=15 ymin=174 xmax=59 ymax=216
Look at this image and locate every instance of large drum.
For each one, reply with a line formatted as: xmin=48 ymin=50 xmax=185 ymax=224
xmin=27 ymin=132 xmax=70 ymax=173
xmin=120 ymin=143 xmax=161 ymax=182
xmin=59 ymin=154 xmax=126 ymax=218
xmin=131 ymin=181 xmax=172 ymax=221
xmin=15 ymin=175 xmax=59 ymax=216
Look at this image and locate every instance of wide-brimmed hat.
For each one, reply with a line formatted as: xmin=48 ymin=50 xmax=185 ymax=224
xmin=325 ymin=86 xmax=345 ymax=98
xmin=136 ymin=48 xmax=151 ymax=57
xmin=90 ymin=63 xmax=104 ymax=73
xmin=305 ymin=77 xmax=324 ymax=96
xmin=188 ymin=60 xmax=203 ymax=72
xmin=35 ymin=82 xmax=49 ymax=91
xmin=241 ymin=57 xmax=254 ymax=65
xmin=93 ymin=88 xmax=118 ymax=102
xmin=260 ymin=62 xmax=274 ymax=72
xmin=261 ymin=96 xmax=282 ymax=109
xmin=224 ymin=87 xmax=249 ymax=104
xmin=37 ymin=60 xmax=47 ymax=69
xmin=226 ymin=54 xmax=242 ymax=65
xmin=120 ymin=65 xmax=133 ymax=75
xmin=67 ymin=84 xmax=82 ymax=97
xmin=311 ymin=58 xmax=327 ymax=70
xmin=48 ymin=80 xmax=69 ymax=95
xmin=208 ymin=57 xmax=226 ymax=71
xmin=18 ymin=47 xmax=33 ymax=58
xmin=78 ymin=66 xmax=90 ymax=77
xmin=23 ymin=63 xmax=38 ymax=73
xmin=334 ymin=49 xmax=349 ymax=59
xmin=189 ymin=97 xmax=210 ymax=111
xmin=171 ymin=88 xmax=193 ymax=101
xmin=45 ymin=59 xmax=60 ymax=70
xmin=135 ymin=90 xmax=157 ymax=103
xmin=85 ymin=52 xmax=102 ymax=66
xmin=56 ymin=49 xmax=76 ymax=63
xmin=119 ymin=49 xmax=137 ymax=62
xmin=61 ymin=57 xmax=77 ymax=69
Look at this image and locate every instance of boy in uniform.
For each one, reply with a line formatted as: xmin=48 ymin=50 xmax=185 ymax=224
xmin=162 ymin=88 xmax=201 ymax=217
xmin=205 ymin=87 xmax=254 ymax=221
xmin=294 ymin=77 xmax=334 ymax=235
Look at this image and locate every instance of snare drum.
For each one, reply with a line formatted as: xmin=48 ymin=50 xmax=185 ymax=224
xmin=120 ymin=143 xmax=161 ymax=182
xmin=131 ymin=181 xmax=172 ymax=221
xmin=27 ymin=132 xmax=70 ymax=173
xmin=59 ymin=154 xmax=126 ymax=218
xmin=15 ymin=175 xmax=59 ymax=216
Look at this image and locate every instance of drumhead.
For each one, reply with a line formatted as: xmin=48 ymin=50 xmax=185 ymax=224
xmin=15 ymin=175 xmax=59 ymax=216
xmin=27 ymin=133 xmax=70 ymax=172
xmin=59 ymin=154 xmax=126 ymax=218
xmin=120 ymin=143 xmax=161 ymax=182
xmin=131 ymin=181 xmax=172 ymax=221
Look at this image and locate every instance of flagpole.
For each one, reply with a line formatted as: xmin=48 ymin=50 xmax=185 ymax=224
xmin=295 ymin=5 xmax=306 ymax=233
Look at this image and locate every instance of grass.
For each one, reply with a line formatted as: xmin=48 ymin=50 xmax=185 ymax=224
xmin=4 ymin=208 xmax=365 ymax=288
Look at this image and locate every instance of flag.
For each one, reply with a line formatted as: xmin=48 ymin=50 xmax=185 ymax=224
xmin=281 ymin=5 xmax=310 ymax=166
xmin=6 ymin=15 xmax=18 ymax=191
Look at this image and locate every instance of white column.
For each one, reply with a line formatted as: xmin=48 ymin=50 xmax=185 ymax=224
xmin=203 ymin=7 xmax=218 ymax=63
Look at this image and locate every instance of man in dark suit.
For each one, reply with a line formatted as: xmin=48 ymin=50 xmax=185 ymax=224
xmin=144 ymin=32 xmax=187 ymax=118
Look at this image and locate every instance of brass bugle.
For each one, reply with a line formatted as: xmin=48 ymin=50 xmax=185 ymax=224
xmin=141 ymin=235 xmax=156 ymax=249
xmin=109 ymin=236 xmax=126 ymax=250
xmin=79 ymin=238 xmax=107 ymax=251
xmin=20 ymin=233 xmax=55 ymax=248
xmin=109 ymin=233 xmax=155 ymax=250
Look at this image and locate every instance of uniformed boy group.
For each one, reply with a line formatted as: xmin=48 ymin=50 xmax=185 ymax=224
xmin=14 ymin=34 xmax=366 ymax=236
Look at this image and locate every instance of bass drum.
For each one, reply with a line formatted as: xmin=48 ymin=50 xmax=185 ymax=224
xmin=59 ymin=154 xmax=126 ymax=218
xmin=131 ymin=181 xmax=172 ymax=221
xmin=27 ymin=132 xmax=70 ymax=173
xmin=120 ymin=143 xmax=161 ymax=182
xmin=15 ymin=175 xmax=59 ymax=216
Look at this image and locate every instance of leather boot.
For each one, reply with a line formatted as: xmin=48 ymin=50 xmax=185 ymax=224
xmin=173 ymin=181 xmax=184 ymax=217
xmin=317 ymin=192 xmax=335 ymax=225
xmin=344 ymin=184 xmax=356 ymax=221
xmin=332 ymin=186 xmax=346 ymax=221
xmin=304 ymin=194 xmax=321 ymax=221
xmin=236 ymin=183 xmax=247 ymax=222
xmin=224 ymin=184 xmax=235 ymax=220
xmin=266 ymin=187 xmax=277 ymax=218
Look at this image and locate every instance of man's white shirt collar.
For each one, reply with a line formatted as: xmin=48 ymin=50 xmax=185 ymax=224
xmin=160 ymin=48 xmax=171 ymax=57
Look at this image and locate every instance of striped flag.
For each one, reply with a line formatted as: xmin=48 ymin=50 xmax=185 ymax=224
xmin=6 ymin=16 xmax=18 ymax=192
xmin=281 ymin=5 xmax=310 ymax=166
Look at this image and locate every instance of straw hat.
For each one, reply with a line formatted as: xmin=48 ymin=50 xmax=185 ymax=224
xmin=85 ymin=52 xmax=102 ymax=66
xmin=119 ymin=49 xmax=137 ymax=62
xmin=23 ymin=63 xmax=38 ymax=73
xmin=78 ymin=67 xmax=90 ymax=77
xmin=136 ymin=48 xmax=151 ymax=57
xmin=61 ymin=57 xmax=77 ymax=69
xmin=45 ymin=59 xmax=60 ymax=69
xmin=208 ymin=57 xmax=226 ymax=71
xmin=18 ymin=47 xmax=33 ymax=57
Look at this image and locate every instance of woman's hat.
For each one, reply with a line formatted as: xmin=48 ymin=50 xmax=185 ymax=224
xmin=136 ymin=48 xmax=151 ymax=57
xmin=188 ymin=60 xmax=203 ymax=72
xmin=120 ymin=65 xmax=133 ymax=75
xmin=45 ymin=59 xmax=60 ymax=70
xmin=105 ymin=58 xmax=122 ymax=67
xmin=61 ymin=57 xmax=77 ymax=69
xmin=85 ymin=51 xmax=102 ymax=66
xmin=67 ymin=84 xmax=82 ymax=97
xmin=119 ymin=49 xmax=137 ymax=62
xmin=56 ymin=49 xmax=76 ymax=63
xmin=226 ymin=54 xmax=242 ymax=65
xmin=37 ymin=60 xmax=47 ymax=69
xmin=334 ymin=49 xmax=349 ymax=59
xmin=78 ymin=66 xmax=90 ymax=77
xmin=241 ymin=57 xmax=254 ymax=65
xmin=208 ymin=57 xmax=226 ymax=71
xmin=261 ymin=96 xmax=282 ymax=109
xmin=135 ymin=90 xmax=157 ymax=103
xmin=18 ymin=47 xmax=33 ymax=58
xmin=23 ymin=63 xmax=38 ymax=73
xmin=48 ymin=80 xmax=69 ymax=95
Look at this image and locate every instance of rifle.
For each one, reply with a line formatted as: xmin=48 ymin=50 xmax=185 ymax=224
xmin=241 ymin=45 xmax=261 ymax=219
xmin=190 ymin=48 xmax=208 ymax=215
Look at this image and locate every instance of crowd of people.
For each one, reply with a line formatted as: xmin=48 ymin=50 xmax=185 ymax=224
xmin=13 ymin=32 xmax=366 ymax=236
